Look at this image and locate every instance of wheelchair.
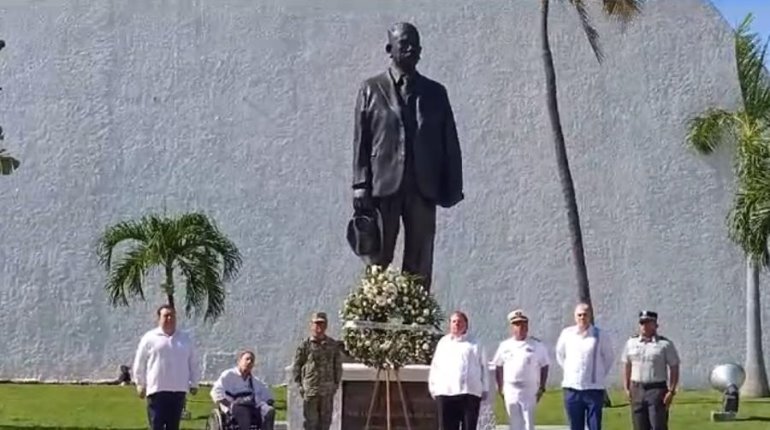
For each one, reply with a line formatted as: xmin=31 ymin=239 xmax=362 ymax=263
xmin=205 ymin=407 xmax=256 ymax=430
xmin=205 ymin=400 xmax=275 ymax=430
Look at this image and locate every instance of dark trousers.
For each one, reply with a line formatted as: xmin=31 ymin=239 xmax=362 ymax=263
xmin=563 ymin=388 xmax=604 ymax=430
xmin=303 ymin=395 xmax=334 ymax=430
xmin=630 ymin=382 xmax=669 ymax=430
xmin=436 ymin=394 xmax=481 ymax=430
xmin=147 ymin=391 xmax=186 ymax=430
xmin=373 ymin=187 xmax=436 ymax=290
xmin=232 ymin=404 xmax=261 ymax=430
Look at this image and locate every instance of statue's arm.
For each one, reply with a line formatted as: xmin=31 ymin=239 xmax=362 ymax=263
xmin=352 ymin=84 xmax=372 ymax=194
xmin=441 ymin=87 xmax=464 ymax=207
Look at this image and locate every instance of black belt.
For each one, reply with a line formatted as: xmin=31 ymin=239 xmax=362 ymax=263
xmin=631 ymin=381 xmax=667 ymax=389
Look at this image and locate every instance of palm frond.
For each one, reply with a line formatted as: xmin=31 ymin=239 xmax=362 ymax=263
xmin=96 ymin=220 xmax=150 ymax=269
xmin=568 ymin=0 xmax=603 ymax=62
xmin=600 ymin=0 xmax=642 ymax=22
xmin=727 ymin=122 xmax=770 ymax=264
xmin=175 ymin=213 xmax=243 ymax=282
xmin=178 ymin=248 xmax=225 ymax=321
xmin=686 ymin=109 xmax=739 ymax=154
xmin=104 ymin=246 xmax=150 ymax=307
xmin=735 ymin=14 xmax=770 ymax=120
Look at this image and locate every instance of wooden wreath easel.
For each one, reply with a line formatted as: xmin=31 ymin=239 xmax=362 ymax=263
xmin=364 ymin=366 xmax=413 ymax=430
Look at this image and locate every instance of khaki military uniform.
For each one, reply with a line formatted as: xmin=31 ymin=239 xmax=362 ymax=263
xmin=292 ymin=335 xmax=342 ymax=430
xmin=621 ymin=334 xmax=680 ymax=430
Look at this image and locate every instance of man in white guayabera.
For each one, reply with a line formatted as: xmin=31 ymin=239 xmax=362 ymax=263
xmin=429 ymin=311 xmax=489 ymax=430
xmin=493 ymin=309 xmax=550 ymax=430
xmin=133 ymin=305 xmax=199 ymax=430
xmin=556 ymin=303 xmax=615 ymax=430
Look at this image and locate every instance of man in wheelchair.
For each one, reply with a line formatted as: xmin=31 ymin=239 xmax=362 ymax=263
xmin=210 ymin=350 xmax=276 ymax=430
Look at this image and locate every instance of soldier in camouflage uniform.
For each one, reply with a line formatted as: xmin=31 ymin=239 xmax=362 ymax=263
xmin=292 ymin=312 xmax=343 ymax=430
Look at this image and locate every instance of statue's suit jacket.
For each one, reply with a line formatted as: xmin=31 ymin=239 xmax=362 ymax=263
xmin=352 ymin=71 xmax=464 ymax=208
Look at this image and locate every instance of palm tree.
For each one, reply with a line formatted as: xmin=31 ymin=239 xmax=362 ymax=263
xmin=686 ymin=14 xmax=770 ymax=398
xmin=96 ymin=212 xmax=242 ymax=321
xmin=540 ymin=0 xmax=642 ymax=307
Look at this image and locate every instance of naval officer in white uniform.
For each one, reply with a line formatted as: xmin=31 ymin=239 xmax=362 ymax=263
xmin=493 ymin=309 xmax=550 ymax=430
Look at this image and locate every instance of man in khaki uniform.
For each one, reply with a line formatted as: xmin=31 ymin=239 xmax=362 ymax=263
xmin=291 ymin=312 xmax=343 ymax=430
xmin=621 ymin=311 xmax=680 ymax=430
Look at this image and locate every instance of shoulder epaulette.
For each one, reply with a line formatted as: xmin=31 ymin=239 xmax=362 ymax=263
xmin=630 ymin=334 xmax=640 ymax=338
xmin=529 ymin=336 xmax=541 ymax=342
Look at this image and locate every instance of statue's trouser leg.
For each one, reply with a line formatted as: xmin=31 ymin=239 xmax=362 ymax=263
xmin=374 ymin=189 xmax=436 ymax=289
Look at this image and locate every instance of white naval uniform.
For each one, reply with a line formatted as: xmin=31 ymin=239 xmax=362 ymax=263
xmin=492 ymin=336 xmax=550 ymax=430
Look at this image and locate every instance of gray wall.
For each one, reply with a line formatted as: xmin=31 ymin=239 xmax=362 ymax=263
xmin=0 ymin=0 xmax=754 ymax=388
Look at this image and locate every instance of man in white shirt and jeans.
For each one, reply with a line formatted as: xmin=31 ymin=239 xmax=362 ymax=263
xmin=493 ymin=309 xmax=550 ymax=430
xmin=133 ymin=305 xmax=199 ymax=430
xmin=429 ymin=311 xmax=489 ymax=430
xmin=555 ymin=303 xmax=614 ymax=430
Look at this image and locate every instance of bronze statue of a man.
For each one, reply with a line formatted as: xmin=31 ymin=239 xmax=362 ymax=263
xmin=350 ymin=22 xmax=464 ymax=291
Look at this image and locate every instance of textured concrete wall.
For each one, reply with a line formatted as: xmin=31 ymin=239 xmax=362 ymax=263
xmin=0 ymin=0 xmax=752 ymax=388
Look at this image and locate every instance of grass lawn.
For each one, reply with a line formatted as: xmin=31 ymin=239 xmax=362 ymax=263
xmin=0 ymin=384 xmax=769 ymax=429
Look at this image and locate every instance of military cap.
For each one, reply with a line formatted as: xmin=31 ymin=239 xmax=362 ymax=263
xmin=639 ymin=310 xmax=658 ymax=322
xmin=507 ymin=309 xmax=529 ymax=323
xmin=311 ymin=312 xmax=328 ymax=323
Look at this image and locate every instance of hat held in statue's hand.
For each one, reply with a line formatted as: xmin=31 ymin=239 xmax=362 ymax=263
xmin=346 ymin=207 xmax=383 ymax=258
xmin=508 ymin=309 xmax=528 ymax=323
xmin=311 ymin=312 xmax=328 ymax=323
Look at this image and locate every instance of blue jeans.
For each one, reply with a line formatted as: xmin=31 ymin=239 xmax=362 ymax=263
xmin=563 ymin=388 xmax=604 ymax=430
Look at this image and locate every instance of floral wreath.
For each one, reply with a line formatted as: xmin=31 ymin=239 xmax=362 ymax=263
xmin=340 ymin=265 xmax=445 ymax=369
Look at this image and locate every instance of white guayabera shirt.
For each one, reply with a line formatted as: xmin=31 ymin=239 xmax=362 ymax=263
xmin=428 ymin=333 xmax=489 ymax=398
xmin=555 ymin=325 xmax=614 ymax=391
xmin=132 ymin=327 xmax=200 ymax=396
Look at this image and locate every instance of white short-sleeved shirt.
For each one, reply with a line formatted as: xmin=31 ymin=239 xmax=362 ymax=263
xmin=493 ymin=337 xmax=550 ymax=388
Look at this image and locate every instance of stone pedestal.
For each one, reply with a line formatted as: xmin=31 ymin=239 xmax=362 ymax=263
xmin=286 ymin=363 xmax=498 ymax=430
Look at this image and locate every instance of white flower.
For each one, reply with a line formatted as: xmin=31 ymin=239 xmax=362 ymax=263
xmin=422 ymin=343 xmax=430 ymax=351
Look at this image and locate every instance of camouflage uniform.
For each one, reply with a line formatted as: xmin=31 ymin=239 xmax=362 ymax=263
xmin=292 ymin=314 xmax=343 ymax=430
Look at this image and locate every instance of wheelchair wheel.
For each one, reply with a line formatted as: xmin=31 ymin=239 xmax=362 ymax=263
xmin=205 ymin=408 xmax=226 ymax=430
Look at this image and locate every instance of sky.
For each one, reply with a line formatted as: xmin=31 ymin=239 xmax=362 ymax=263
xmin=711 ymin=0 xmax=769 ymax=49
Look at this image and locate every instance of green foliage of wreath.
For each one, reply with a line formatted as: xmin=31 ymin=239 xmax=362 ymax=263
xmin=340 ymin=266 xmax=444 ymax=369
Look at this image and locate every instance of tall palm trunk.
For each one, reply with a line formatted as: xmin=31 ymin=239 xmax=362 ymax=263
xmin=541 ymin=0 xmax=592 ymax=307
xmin=742 ymin=258 xmax=770 ymax=397
xmin=164 ymin=264 xmax=175 ymax=309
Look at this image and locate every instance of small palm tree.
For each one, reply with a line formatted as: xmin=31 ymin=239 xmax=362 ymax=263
xmin=540 ymin=0 xmax=642 ymax=307
xmin=97 ymin=212 xmax=242 ymax=321
xmin=686 ymin=14 xmax=770 ymax=397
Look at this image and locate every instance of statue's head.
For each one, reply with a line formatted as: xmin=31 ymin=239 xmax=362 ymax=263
xmin=386 ymin=22 xmax=421 ymax=71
